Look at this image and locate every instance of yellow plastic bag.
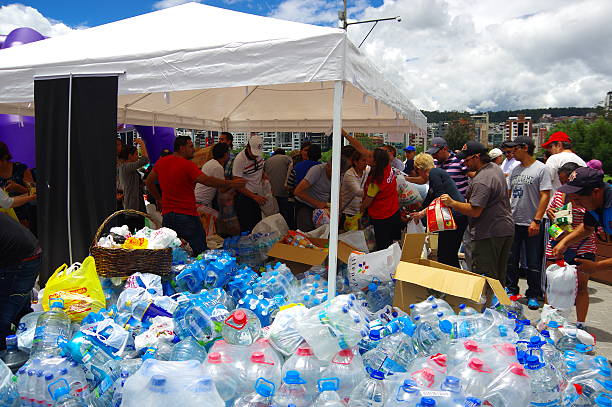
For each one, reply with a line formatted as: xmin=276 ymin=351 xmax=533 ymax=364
xmin=42 ymin=256 xmax=106 ymax=322
xmin=344 ymin=212 xmax=362 ymax=231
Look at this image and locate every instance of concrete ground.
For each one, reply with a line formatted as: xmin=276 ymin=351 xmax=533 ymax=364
xmin=520 ymin=279 xmax=612 ymax=359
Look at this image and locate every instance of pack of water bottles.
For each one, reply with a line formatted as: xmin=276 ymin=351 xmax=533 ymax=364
xmin=223 ymin=231 xmax=280 ymax=267
xmin=2 ymin=243 xmax=611 ymax=407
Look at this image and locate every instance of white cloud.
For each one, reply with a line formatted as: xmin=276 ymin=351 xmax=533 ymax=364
xmin=0 ymin=4 xmax=73 ymax=38
xmin=269 ymin=0 xmax=612 ymax=111
xmin=153 ymin=0 xmax=203 ymax=10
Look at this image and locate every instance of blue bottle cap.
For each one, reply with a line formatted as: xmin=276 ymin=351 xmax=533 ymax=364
xmin=45 ymin=374 xmax=54 ymax=381
xmin=525 ymin=355 xmax=542 ymax=370
xmin=439 ymin=320 xmax=452 ymax=334
xmin=409 ymin=304 xmax=415 ymax=309
xmin=431 ymin=304 xmax=438 ymax=309
xmin=548 ymin=321 xmax=560 ymax=328
xmin=318 ymin=378 xmax=340 ymax=392
xmin=52 ymin=387 xmax=70 ymax=401
xmin=369 ymin=369 xmax=384 ymax=380
xmin=459 ymin=304 xmax=466 ymax=309
xmin=465 ymin=397 xmax=482 ymax=407
xmin=541 ymin=330 xmax=550 ymax=338
xmin=401 ymin=379 xmax=418 ymax=392
xmin=436 ymin=312 xmax=443 ymax=318
xmin=369 ymin=330 xmax=381 ymax=340
xmin=283 ymin=370 xmax=307 ymax=385
xmin=368 ymin=283 xmax=378 ymax=292
xmin=420 ymin=397 xmax=436 ymax=406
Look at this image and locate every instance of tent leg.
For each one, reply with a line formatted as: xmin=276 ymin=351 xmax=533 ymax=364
xmin=67 ymin=74 xmax=73 ymax=265
xmin=328 ymin=80 xmax=344 ymax=299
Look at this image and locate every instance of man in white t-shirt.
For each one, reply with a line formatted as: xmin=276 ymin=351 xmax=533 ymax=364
xmin=232 ymin=135 xmax=265 ymax=232
xmin=541 ymin=131 xmax=586 ymax=194
xmin=195 ymin=143 xmax=230 ymax=208
xmin=500 ymin=141 xmax=520 ymax=182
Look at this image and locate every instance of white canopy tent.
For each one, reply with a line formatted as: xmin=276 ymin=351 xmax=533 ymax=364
xmin=0 ymin=2 xmax=426 ymax=294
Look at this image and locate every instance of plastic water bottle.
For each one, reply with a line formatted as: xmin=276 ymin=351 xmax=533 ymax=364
xmin=358 ymin=330 xmax=382 ymax=355
xmin=169 ymin=336 xmax=207 ymax=362
xmin=458 ymin=304 xmax=479 ymax=316
xmin=447 ymin=358 xmax=493 ymax=398
xmin=65 ymin=361 xmax=90 ymax=398
xmin=31 ymin=300 xmax=71 ymax=357
xmin=348 ymin=369 xmax=386 ymax=407
xmin=0 ymin=359 xmax=19 ymax=407
xmin=51 ymin=386 xmax=88 ymax=407
xmin=245 ymin=351 xmax=282 ymax=390
xmin=385 ymin=379 xmax=421 ymax=406
xmin=221 ymin=309 xmax=262 ymax=346
xmin=438 ymin=315 xmax=491 ymax=340
xmin=363 ymin=326 xmax=416 ymax=375
xmin=546 ymin=321 xmax=564 ymax=344
xmin=516 ymin=320 xmax=539 ymax=340
xmin=233 ymin=378 xmax=276 ymax=407
xmin=525 ymin=355 xmax=561 ymax=406
xmin=322 ymin=349 xmax=366 ymax=402
xmin=412 ymin=322 xmax=445 ymax=355
xmin=250 ymin=338 xmax=284 ymax=369
xmin=311 ymin=378 xmax=345 ymax=407
xmin=0 ymin=335 xmax=29 ymax=373
xmin=440 ymin=376 xmax=465 ymax=401
xmin=173 ymin=305 xmax=217 ymax=344
xmin=366 ymin=282 xmax=393 ymax=312
xmin=186 ymin=377 xmax=225 ymax=407
xmin=110 ymin=371 xmax=129 ymax=407
xmin=204 ymin=352 xmax=243 ymax=403
xmin=274 ymin=370 xmax=311 ymax=407
xmin=556 ymin=328 xmax=581 ymax=352
xmin=282 ymin=344 xmax=322 ymax=399
xmin=139 ymin=375 xmax=171 ymax=405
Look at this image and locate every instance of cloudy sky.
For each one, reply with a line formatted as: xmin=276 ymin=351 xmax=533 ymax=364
xmin=1 ymin=0 xmax=611 ymax=111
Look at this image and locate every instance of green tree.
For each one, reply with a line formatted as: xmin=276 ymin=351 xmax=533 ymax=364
xmin=445 ymin=119 xmax=475 ymax=151
xmin=549 ymin=118 xmax=612 ymax=174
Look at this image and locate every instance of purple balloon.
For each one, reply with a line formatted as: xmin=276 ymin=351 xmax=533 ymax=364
xmin=134 ymin=126 xmax=175 ymax=163
xmin=1 ymin=27 xmax=45 ymax=49
xmin=0 ymin=115 xmax=36 ymax=168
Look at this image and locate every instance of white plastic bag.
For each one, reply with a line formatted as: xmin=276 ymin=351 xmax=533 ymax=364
xmin=260 ymin=179 xmax=279 ymax=217
xmin=545 ymin=261 xmax=577 ymax=311
xmin=305 ymin=224 xmax=330 ymax=239
xmin=405 ymin=220 xmax=425 ymax=235
xmin=252 ymin=213 xmax=289 ymax=237
xmin=347 ymin=242 xmax=402 ymax=290
xmin=339 ymin=230 xmax=369 ymax=253
xmin=536 ymin=304 xmax=571 ymax=331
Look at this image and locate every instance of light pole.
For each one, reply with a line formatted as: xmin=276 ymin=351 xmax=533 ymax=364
xmin=339 ymin=1 xmax=400 ymax=47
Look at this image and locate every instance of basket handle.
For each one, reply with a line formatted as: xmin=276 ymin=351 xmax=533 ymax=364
xmin=91 ymin=209 xmax=160 ymax=248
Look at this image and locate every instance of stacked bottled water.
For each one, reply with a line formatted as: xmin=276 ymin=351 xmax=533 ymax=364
xmin=4 ymin=246 xmax=609 ymax=407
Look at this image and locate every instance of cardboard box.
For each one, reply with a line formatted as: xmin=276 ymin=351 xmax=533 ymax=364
xmin=393 ymin=233 xmax=510 ymax=312
xmin=268 ymin=237 xmax=359 ymax=275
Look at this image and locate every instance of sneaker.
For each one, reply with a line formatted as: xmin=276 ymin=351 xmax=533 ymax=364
xmin=527 ymin=298 xmax=540 ymax=310
xmin=576 ymin=322 xmax=588 ymax=331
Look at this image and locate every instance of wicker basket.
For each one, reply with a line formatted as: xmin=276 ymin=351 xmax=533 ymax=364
xmin=90 ymin=209 xmax=172 ymax=278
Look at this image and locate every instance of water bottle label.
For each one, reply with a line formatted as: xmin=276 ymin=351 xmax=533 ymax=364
xmin=421 ymin=390 xmax=452 ymax=398
xmin=33 ymin=326 xmax=45 ymax=343
xmin=530 ymin=401 xmax=560 ymax=406
xmin=381 ymin=357 xmax=406 ymax=373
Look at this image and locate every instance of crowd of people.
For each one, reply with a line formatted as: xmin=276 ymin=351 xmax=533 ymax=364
xmin=2 ymin=128 xmax=612 ymax=350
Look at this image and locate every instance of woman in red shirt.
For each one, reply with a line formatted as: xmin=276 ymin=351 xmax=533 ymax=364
xmin=361 ymin=148 xmax=402 ymax=250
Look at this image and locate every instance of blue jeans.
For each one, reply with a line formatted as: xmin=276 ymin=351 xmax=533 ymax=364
xmin=0 ymin=255 xmax=40 ymax=349
xmin=506 ymin=225 xmax=544 ymax=298
xmin=162 ymin=212 xmax=207 ymax=256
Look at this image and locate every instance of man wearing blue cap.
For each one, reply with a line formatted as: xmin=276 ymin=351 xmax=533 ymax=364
xmin=403 ymin=146 xmax=416 ymax=176
xmin=552 ymin=167 xmax=612 ymax=274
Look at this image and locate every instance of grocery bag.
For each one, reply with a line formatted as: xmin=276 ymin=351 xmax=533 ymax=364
xmin=42 ymin=256 xmax=106 ymax=322
xmin=347 ymin=242 xmax=402 ymax=290
xmin=312 ymin=208 xmax=331 ymax=228
xmin=260 ymin=179 xmax=279 ymax=217
xmin=394 ymin=168 xmax=423 ymax=211
xmin=426 ymin=197 xmax=457 ymax=232
xmin=545 ymin=260 xmax=577 ymax=311
xmin=252 ymin=213 xmax=289 ymax=237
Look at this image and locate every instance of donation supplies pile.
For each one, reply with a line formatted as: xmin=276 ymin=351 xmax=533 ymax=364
xmin=0 ymin=230 xmax=609 ymax=407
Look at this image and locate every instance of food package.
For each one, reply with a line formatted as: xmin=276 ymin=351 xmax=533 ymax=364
xmin=426 ymin=197 xmax=457 ymax=232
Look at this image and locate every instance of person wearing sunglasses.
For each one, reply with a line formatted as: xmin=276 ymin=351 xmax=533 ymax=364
xmin=552 ymin=167 xmax=612 ymax=275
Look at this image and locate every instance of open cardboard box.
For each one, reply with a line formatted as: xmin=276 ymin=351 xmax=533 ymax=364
xmin=268 ymin=237 xmax=359 ymax=275
xmin=393 ymin=233 xmax=510 ymax=312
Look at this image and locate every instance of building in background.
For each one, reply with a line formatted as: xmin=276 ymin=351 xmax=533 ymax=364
xmin=471 ymin=113 xmax=489 ymax=145
xmin=605 ymin=91 xmax=612 ymax=110
xmin=488 ymin=122 xmax=505 ymax=146
xmin=505 ymin=114 xmax=532 ymax=141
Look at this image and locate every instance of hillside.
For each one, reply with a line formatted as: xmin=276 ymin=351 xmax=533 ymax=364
xmin=423 ymin=107 xmax=597 ymax=123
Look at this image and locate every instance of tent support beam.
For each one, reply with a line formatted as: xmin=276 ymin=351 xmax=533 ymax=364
xmin=328 ymin=80 xmax=344 ymax=299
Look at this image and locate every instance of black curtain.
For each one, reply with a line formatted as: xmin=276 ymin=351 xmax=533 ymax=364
xmin=35 ymin=76 xmax=118 ymax=285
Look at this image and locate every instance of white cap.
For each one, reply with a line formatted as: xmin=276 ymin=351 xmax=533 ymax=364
xmin=488 ymin=148 xmax=503 ymax=159
xmin=248 ymin=135 xmax=263 ymax=157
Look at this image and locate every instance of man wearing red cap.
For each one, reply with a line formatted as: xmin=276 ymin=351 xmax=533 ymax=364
xmin=542 ymin=131 xmax=585 ymax=194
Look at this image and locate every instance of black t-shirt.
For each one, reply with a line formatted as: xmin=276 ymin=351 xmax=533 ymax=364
xmin=0 ymin=213 xmax=39 ymax=268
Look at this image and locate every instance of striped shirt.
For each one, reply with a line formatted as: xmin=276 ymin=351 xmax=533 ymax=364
xmin=545 ymin=191 xmax=597 ymax=257
xmin=435 ymin=152 xmax=469 ymax=196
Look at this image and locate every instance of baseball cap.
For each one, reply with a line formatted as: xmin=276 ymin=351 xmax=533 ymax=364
xmin=506 ymin=136 xmax=534 ymax=148
xmin=248 ymin=135 xmax=263 ymax=157
xmin=541 ymin=131 xmax=571 ymax=148
xmin=488 ymin=148 xmax=503 ymax=159
xmin=426 ymin=137 xmax=448 ymax=155
xmin=456 ymin=141 xmax=487 ymax=160
xmin=404 ymin=145 xmax=416 ymax=152
xmin=558 ymin=167 xmax=604 ymax=194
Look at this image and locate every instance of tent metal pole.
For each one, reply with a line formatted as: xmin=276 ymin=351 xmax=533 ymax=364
xmin=67 ymin=73 xmax=74 ymax=265
xmin=328 ymin=80 xmax=344 ymax=299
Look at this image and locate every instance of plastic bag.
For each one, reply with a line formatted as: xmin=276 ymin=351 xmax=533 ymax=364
xmin=260 ymin=179 xmax=279 ymax=217
xmin=347 ymin=242 xmax=402 ymax=290
xmin=545 ymin=260 xmax=578 ymax=311
xmin=339 ymin=230 xmax=369 ymax=253
xmin=426 ymin=197 xmax=457 ymax=232
xmin=394 ymin=168 xmax=423 ymax=211
xmin=252 ymin=213 xmax=289 ymax=237
xmin=536 ymin=303 xmax=571 ymax=331
xmin=15 ymin=311 xmax=44 ymax=351
xmin=268 ymin=304 xmax=308 ymax=356
xmin=344 ymin=212 xmax=362 ymax=231
xmin=312 ymin=208 xmax=331 ymax=228
xmin=42 ymin=256 xmax=106 ymax=322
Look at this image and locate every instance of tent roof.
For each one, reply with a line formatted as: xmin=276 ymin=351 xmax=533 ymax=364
xmin=0 ymin=2 xmax=426 ymax=133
